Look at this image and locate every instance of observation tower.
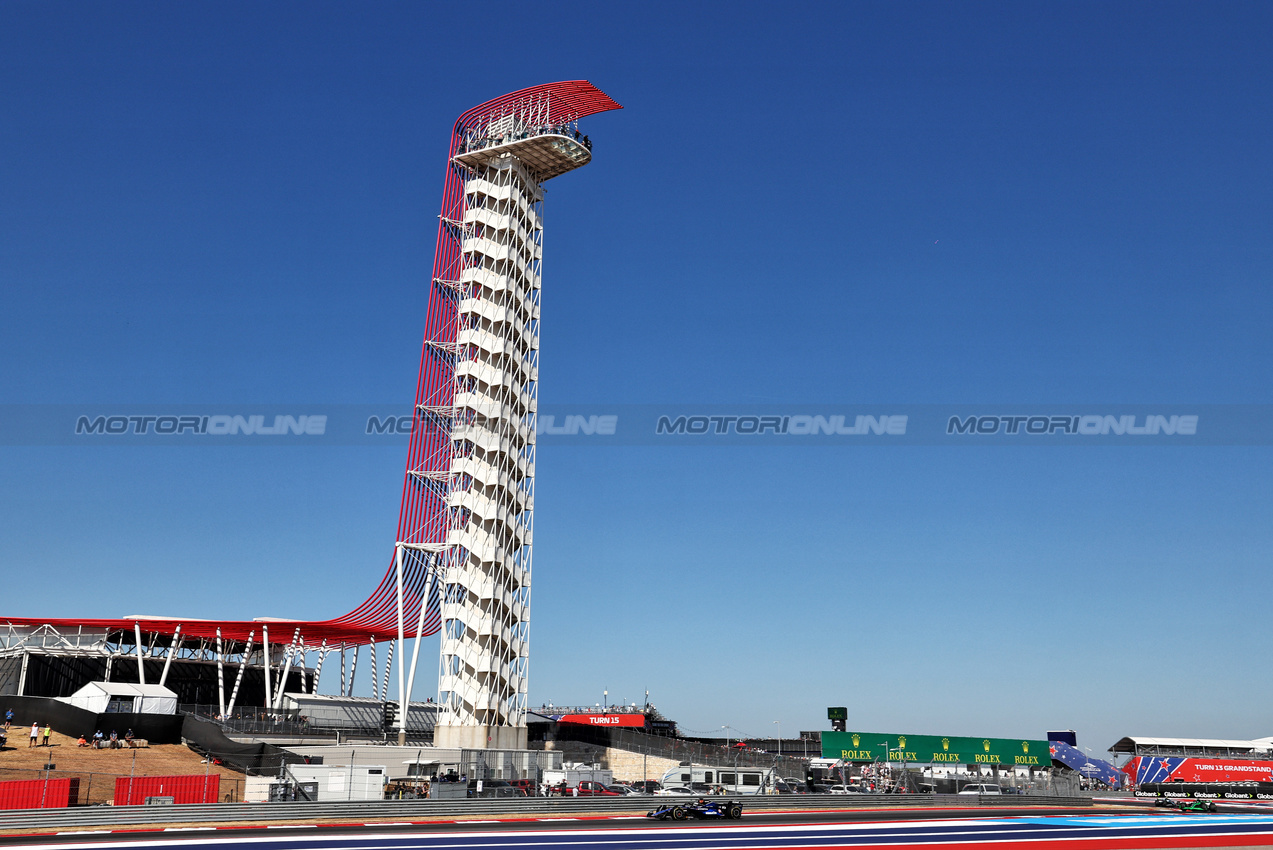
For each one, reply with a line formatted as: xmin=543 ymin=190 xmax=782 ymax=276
xmin=411 ymin=81 xmax=622 ymax=749
xmin=0 ymin=82 xmax=619 ymax=753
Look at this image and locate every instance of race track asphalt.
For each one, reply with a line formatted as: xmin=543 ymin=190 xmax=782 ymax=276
xmin=8 ymin=805 xmax=1273 ymax=850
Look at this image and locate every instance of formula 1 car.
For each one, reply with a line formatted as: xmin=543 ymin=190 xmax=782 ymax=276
xmin=1170 ymin=799 xmax=1217 ymax=813
xmin=647 ymin=798 xmax=743 ymax=821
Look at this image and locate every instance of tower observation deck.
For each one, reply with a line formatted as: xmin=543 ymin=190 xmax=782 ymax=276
xmin=404 ymin=82 xmax=621 ymax=749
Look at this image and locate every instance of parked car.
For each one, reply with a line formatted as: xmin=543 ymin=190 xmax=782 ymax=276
xmin=632 ymin=781 xmax=662 ymax=794
xmin=957 ymin=783 xmax=1003 ymax=795
xmin=576 ymin=780 xmax=621 ymax=796
xmin=657 ymin=786 xmax=695 ymax=796
xmin=606 ymin=784 xmax=639 ymax=795
xmin=828 ymin=784 xmax=856 ymax=795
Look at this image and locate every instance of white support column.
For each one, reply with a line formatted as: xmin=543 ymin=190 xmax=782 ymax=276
xmin=159 ymin=626 xmax=182 ymax=688
xmin=273 ymin=628 xmax=301 ymax=710
xmin=133 ymin=622 xmax=146 ymax=685
xmin=347 ymin=643 xmax=358 ymax=697
xmin=368 ymin=637 xmax=379 ymax=701
xmin=402 ymin=561 xmax=437 ymax=744
xmin=380 ymin=639 xmax=393 ymax=705
xmin=395 ymin=542 xmax=407 ymax=746
xmin=215 ymin=628 xmax=226 ymax=719
xmin=311 ymin=640 xmax=327 ymax=694
xmin=262 ymin=624 xmax=272 ymax=713
xmin=226 ymin=630 xmax=254 ymax=716
xmin=339 ymin=645 xmax=347 ymax=696
xmin=298 ymin=638 xmax=309 ymax=694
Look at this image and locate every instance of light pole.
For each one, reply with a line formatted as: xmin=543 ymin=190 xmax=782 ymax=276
xmin=603 ymin=689 xmax=608 ymax=710
xmin=722 ymin=726 xmax=730 ymax=748
xmin=879 ymin=740 xmax=890 ymax=794
xmin=773 ymin=721 xmax=781 ymax=758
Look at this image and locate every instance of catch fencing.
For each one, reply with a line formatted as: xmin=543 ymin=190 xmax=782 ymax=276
xmin=0 ymin=793 xmax=1094 ymax=831
xmin=551 ymin=724 xmax=810 ymax=780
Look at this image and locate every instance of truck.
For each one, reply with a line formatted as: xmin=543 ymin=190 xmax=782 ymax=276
xmin=659 ymin=765 xmax=778 ymax=795
xmin=245 ymin=765 xmax=388 ymax=802
xmin=543 ymin=765 xmax=613 ymax=794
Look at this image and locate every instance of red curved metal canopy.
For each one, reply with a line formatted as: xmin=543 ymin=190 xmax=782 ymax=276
xmin=453 ymin=79 xmax=622 ymax=133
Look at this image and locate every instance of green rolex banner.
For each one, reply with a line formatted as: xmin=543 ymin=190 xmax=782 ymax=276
xmin=822 ymin=732 xmax=1051 ymax=767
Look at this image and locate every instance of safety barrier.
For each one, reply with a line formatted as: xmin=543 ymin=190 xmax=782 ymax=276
xmin=0 ymin=793 xmax=1093 ymax=831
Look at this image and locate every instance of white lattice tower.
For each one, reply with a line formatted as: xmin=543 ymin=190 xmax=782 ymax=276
xmin=434 ymin=154 xmax=542 ymax=750
xmin=418 ymin=82 xmax=617 ymax=750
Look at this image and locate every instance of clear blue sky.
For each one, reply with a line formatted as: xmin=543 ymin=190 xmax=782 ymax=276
xmin=2 ymin=1 xmax=1271 ymax=753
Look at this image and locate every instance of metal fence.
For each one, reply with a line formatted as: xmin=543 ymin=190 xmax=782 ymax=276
xmin=0 ymin=792 xmax=1095 ymax=832
xmin=551 ymin=724 xmax=810 ymax=780
xmin=180 ymin=704 xmax=323 ymax=738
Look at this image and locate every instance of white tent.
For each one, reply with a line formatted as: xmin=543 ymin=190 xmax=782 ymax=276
xmin=58 ymin=682 xmax=178 ymax=715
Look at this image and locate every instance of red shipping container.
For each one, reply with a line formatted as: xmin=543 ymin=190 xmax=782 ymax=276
xmin=114 ymin=774 xmax=220 ymax=806
xmin=0 ymin=778 xmax=78 ymax=809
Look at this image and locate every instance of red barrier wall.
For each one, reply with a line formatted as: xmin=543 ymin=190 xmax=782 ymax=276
xmin=0 ymin=778 xmax=79 ymax=809
xmin=114 ymin=774 xmax=220 ymax=805
xmin=1123 ymin=756 xmax=1273 ymax=785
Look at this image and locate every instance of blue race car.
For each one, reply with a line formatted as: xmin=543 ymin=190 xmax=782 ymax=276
xmin=648 ymin=798 xmax=743 ymax=821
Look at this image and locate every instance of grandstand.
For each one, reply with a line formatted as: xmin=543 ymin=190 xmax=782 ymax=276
xmin=1110 ymin=736 xmax=1273 ymax=760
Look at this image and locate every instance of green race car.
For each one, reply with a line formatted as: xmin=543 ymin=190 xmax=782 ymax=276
xmin=1171 ymin=799 xmax=1217 ymax=813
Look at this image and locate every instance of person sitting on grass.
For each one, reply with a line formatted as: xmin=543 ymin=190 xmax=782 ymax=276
xmin=77 ymin=734 xmax=89 ymax=747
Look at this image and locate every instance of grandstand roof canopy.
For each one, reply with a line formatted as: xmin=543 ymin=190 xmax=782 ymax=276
xmin=1109 ymin=735 xmax=1272 ymax=754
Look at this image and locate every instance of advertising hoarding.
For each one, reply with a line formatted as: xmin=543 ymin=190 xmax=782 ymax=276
xmin=822 ymin=731 xmax=1052 ymax=767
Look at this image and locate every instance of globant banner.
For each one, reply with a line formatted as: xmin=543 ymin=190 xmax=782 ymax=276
xmin=822 ymin=732 xmax=1051 ymax=767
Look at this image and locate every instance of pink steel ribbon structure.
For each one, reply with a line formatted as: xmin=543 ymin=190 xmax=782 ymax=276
xmin=1 ymin=82 xmax=620 ymax=741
